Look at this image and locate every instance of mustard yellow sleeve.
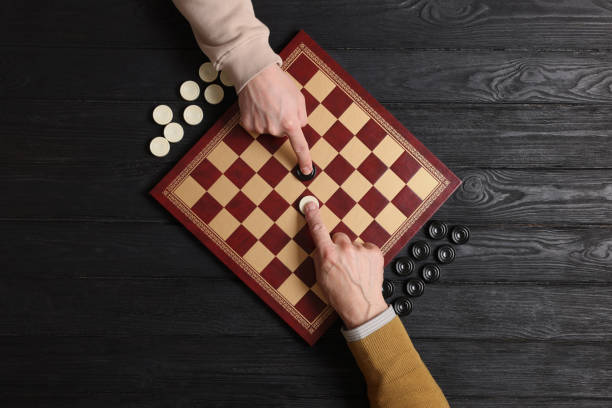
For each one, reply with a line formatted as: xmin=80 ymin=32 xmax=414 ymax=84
xmin=347 ymin=316 xmax=449 ymax=408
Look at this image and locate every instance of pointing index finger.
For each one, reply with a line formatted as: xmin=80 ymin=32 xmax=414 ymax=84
xmin=286 ymin=125 xmax=313 ymax=175
xmin=303 ymin=201 xmax=333 ymax=250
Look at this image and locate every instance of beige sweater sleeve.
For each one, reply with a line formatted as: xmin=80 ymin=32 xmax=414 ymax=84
xmin=172 ymin=0 xmax=282 ymax=92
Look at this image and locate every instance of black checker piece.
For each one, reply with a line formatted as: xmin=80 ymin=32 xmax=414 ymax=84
xmin=405 ymin=278 xmax=425 ymax=297
xmin=420 ymin=263 xmax=441 ymax=283
xmin=393 ymin=297 xmax=413 ymax=316
xmin=436 ymin=244 xmax=456 ymax=264
xmin=426 ymin=220 xmax=448 ymax=240
xmin=393 ymin=256 xmax=415 ymax=276
xmin=410 ymin=240 xmax=431 ymax=261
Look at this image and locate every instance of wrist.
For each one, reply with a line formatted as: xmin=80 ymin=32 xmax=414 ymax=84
xmin=341 ymin=298 xmax=388 ymax=330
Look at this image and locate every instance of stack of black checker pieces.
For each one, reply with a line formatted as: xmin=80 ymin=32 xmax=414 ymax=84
xmin=383 ymin=220 xmax=470 ymax=316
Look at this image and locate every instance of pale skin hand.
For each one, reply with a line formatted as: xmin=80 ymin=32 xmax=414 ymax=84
xmin=238 ymin=63 xmax=313 ymax=174
xmin=304 ymin=201 xmax=388 ymax=329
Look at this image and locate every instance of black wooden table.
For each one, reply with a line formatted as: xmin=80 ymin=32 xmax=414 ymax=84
xmin=2 ymin=1 xmax=611 ymax=407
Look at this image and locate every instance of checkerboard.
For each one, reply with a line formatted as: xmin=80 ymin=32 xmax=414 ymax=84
xmin=150 ymin=31 xmax=461 ymax=345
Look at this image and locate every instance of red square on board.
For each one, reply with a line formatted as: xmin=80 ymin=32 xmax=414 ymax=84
xmin=324 ymin=155 xmax=354 ymax=186
xmin=259 ymin=190 xmax=290 ymax=221
xmin=358 ymin=153 xmax=388 ymax=184
xmin=191 ymin=193 xmax=223 ymax=224
xmin=295 ymin=290 xmax=327 ymax=322
xmin=294 ymin=256 xmax=316 ymax=287
xmin=225 ymin=126 xmax=255 ymax=155
xmin=225 ymin=191 xmax=256 ymax=222
xmin=359 ymin=187 xmax=389 ymax=218
xmin=357 ymin=119 xmax=387 ymax=150
xmin=392 ymin=185 xmax=422 ymax=214
xmin=390 ymin=151 xmax=422 ymax=183
xmin=224 ymin=158 xmax=255 ymax=189
xmin=287 ymin=54 xmax=319 ymax=85
xmin=293 ymin=225 xmax=315 ymax=254
xmin=260 ymin=224 xmax=291 ymax=254
xmin=331 ymin=221 xmax=358 ymax=242
xmin=190 ymin=159 xmax=222 ymax=190
xmin=301 ymin=88 xmax=319 ymax=116
xmin=360 ymin=221 xmax=391 ymax=248
xmin=261 ymin=258 xmax=292 ymax=289
xmin=324 ymin=121 xmax=353 ymax=152
xmin=226 ymin=225 xmax=257 ymax=256
xmin=325 ymin=189 xmax=356 ymax=219
xmin=302 ymin=124 xmax=321 ymax=148
xmin=258 ymin=156 xmax=288 ymax=188
xmin=257 ymin=134 xmax=286 ymax=155
xmin=322 ymin=86 xmax=353 ymax=118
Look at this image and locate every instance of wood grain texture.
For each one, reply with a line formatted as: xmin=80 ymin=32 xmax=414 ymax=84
xmin=4 ymin=48 xmax=612 ymax=104
xmin=2 ymin=101 xmax=611 ymax=169
xmin=2 ymin=277 xmax=611 ymax=341
xmin=1 ymin=0 xmax=612 ymax=405
xmin=4 ymin=0 xmax=612 ymax=50
xmin=4 ymin=222 xmax=612 ymax=283
xmin=0 ymin=336 xmax=610 ymax=404
xmin=2 ymin=165 xmax=610 ymax=224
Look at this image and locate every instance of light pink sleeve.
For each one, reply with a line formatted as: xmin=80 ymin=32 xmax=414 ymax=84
xmin=172 ymin=0 xmax=282 ymax=92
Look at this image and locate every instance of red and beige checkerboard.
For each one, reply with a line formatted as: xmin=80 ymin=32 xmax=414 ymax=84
xmin=150 ymin=31 xmax=461 ymax=345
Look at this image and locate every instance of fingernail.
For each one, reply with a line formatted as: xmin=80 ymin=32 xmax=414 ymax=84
xmin=305 ymin=201 xmax=317 ymax=212
xmin=301 ymin=166 xmax=311 ymax=174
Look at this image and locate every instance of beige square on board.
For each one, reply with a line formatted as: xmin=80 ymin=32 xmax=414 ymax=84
xmin=242 ymin=207 xmax=274 ymax=239
xmin=277 ymin=240 xmax=309 ymax=271
xmin=208 ymin=209 xmax=240 ymax=240
xmin=342 ymin=205 xmax=374 ymax=235
xmin=310 ymin=138 xmax=338 ymax=169
xmin=241 ymin=174 xmax=273 ymax=205
xmin=319 ymin=205 xmax=341 ymax=231
xmin=373 ymin=135 xmax=403 ymax=166
xmin=341 ymin=171 xmax=372 ymax=202
xmin=340 ymin=137 xmax=370 ymax=168
xmin=207 ymin=141 xmax=239 ymax=172
xmin=308 ymin=104 xmax=336 ymax=136
xmin=308 ymin=172 xmax=339 ymax=203
xmin=304 ymin=71 xmax=336 ymax=102
xmin=338 ymin=102 xmax=370 ymax=134
xmin=374 ymin=169 xmax=406 ymax=201
xmin=276 ymin=206 xmax=306 ymax=237
xmin=288 ymin=74 xmax=303 ymax=91
xmin=275 ymin=139 xmax=297 ymax=170
xmin=407 ymin=167 xmax=440 ymax=200
xmin=173 ymin=175 xmax=205 ymax=208
xmin=243 ymin=241 xmax=275 ymax=273
xmin=311 ymin=282 xmax=329 ymax=304
xmin=375 ymin=202 xmax=407 ymax=234
xmin=275 ymin=173 xmax=307 ymax=203
xmin=240 ymin=140 xmax=272 ymax=171
xmin=277 ymin=273 xmax=310 ymax=306
xmin=207 ymin=175 xmax=239 ymax=206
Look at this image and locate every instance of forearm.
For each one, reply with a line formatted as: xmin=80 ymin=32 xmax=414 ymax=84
xmin=343 ymin=308 xmax=449 ymax=408
xmin=172 ymin=0 xmax=281 ymax=92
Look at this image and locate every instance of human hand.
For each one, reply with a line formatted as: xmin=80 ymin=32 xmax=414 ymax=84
xmin=238 ymin=63 xmax=312 ymax=174
xmin=304 ymin=201 xmax=388 ymax=329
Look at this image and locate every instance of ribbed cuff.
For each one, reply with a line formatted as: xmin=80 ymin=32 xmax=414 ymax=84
xmin=216 ymin=34 xmax=282 ymax=93
xmin=341 ymin=305 xmax=396 ymax=342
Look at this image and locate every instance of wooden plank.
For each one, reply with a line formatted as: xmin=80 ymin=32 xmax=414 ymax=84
xmin=3 ymin=0 xmax=612 ymax=50
xmin=0 ymin=336 xmax=610 ymax=401
xmin=2 ymin=101 xmax=611 ymax=169
xmin=1 ymin=278 xmax=611 ymax=341
xmin=4 ymin=48 xmax=612 ymax=104
xmin=3 ymin=222 xmax=611 ymax=283
xmin=2 ymin=166 xmax=610 ymax=224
